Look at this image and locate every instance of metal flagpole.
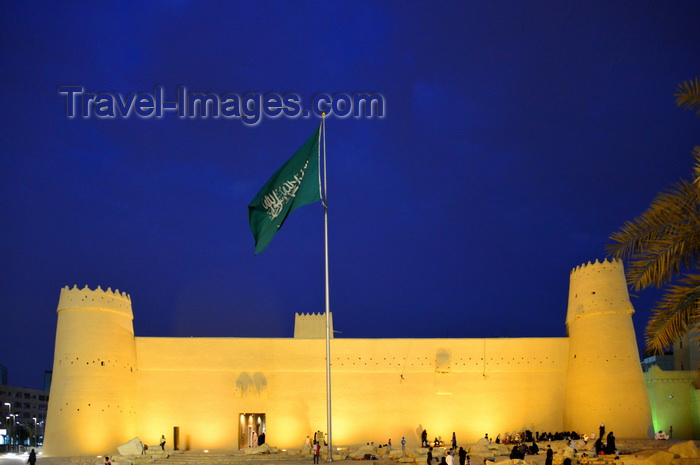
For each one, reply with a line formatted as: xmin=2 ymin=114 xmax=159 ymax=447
xmin=321 ymin=113 xmax=333 ymax=461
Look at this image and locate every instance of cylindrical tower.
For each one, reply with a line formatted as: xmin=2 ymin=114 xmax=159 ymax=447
xmin=44 ymin=285 xmax=138 ymax=456
xmin=563 ymin=259 xmax=652 ymax=438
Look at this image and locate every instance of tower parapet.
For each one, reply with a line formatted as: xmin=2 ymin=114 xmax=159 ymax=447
xmin=563 ymin=259 xmax=652 ymax=437
xmin=566 ymin=258 xmax=634 ymax=326
xmin=294 ymin=312 xmax=333 ymax=339
xmin=56 ymin=284 xmax=132 ymax=316
xmin=44 ymin=285 xmax=138 ymax=456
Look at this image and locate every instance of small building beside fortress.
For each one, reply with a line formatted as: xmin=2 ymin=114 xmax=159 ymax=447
xmin=42 ymin=259 xmax=700 ymax=456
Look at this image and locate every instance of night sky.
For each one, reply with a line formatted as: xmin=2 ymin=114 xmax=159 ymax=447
xmin=1 ymin=2 xmax=699 ymax=390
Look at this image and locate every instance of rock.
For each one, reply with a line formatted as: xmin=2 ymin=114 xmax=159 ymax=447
xmin=489 ymin=444 xmax=510 ymax=455
xmin=469 ymin=446 xmax=492 ymax=457
xmin=579 ymin=440 xmax=590 ymax=450
xmin=244 ymin=444 xmax=272 ymax=454
xmin=332 ymin=453 xmax=347 ymax=461
xmin=561 ymin=446 xmax=575 ymax=458
xmin=348 ymin=449 xmax=366 ymax=459
xmin=668 ymin=441 xmax=699 ymax=459
xmin=476 ymin=438 xmax=491 ymax=447
xmin=472 ymin=442 xmax=491 ymax=450
xmin=494 ymin=460 xmax=527 ymax=465
xmin=390 ymin=449 xmax=405 ymax=458
xmin=470 ymin=451 xmax=495 ymax=460
xmin=643 ymin=451 xmax=675 ymax=465
xmin=117 ymin=437 xmax=145 ymax=456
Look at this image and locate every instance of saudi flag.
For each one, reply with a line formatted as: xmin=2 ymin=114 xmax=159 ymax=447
xmin=248 ymin=125 xmax=321 ymax=254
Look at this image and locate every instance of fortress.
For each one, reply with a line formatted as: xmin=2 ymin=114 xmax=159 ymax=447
xmin=42 ymin=259 xmax=696 ymax=456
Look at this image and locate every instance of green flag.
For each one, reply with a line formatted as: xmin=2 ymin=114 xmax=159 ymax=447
xmin=249 ymin=125 xmax=321 ymax=254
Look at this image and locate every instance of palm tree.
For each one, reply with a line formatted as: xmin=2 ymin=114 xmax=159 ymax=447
xmin=676 ymin=77 xmax=700 ymax=116
xmin=607 ymin=78 xmax=700 ymax=354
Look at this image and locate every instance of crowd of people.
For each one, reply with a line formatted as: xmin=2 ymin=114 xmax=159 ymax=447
xmin=304 ymin=422 xmax=629 ymax=463
xmin=494 ymin=430 xmax=589 ymax=443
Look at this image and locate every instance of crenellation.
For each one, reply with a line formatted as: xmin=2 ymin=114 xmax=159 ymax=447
xmin=57 ymin=283 xmax=133 ymax=319
xmin=294 ymin=311 xmax=333 ymax=338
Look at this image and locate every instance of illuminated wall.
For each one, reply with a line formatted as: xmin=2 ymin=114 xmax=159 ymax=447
xmin=134 ymin=336 xmax=569 ymax=451
xmin=644 ymin=366 xmax=700 ymax=440
xmin=43 ymin=259 xmax=657 ymax=456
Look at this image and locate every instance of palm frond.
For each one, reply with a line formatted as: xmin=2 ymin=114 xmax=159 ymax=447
xmin=645 ymin=273 xmax=700 ymax=353
xmin=675 ymin=78 xmax=700 ymax=115
xmin=693 ymin=147 xmax=700 ymax=185
xmin=607 ymin=179 xmax=700 ymax=290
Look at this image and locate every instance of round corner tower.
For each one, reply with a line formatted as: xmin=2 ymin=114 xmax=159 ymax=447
xmin=563 ymin=259 xmax=651 ymax=438
xmin=43 ymin=285 xmax=138 ymax=456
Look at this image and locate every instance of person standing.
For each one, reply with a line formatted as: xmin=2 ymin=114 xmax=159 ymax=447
xmin=452 ymin=432 xmax=457 ymax=449
xmin=27 ymin=449 xmax=37 ymax=465
xmin=606 ymin=432 xmax=616 ymax=455
xmin=458 ymin=447 xmax=467 ymax=465
xmin=599 ymin=423 xmax=605 ymax=439
xmin=401 ymin=437 xmax=406 ymax=452
xmin=312 ymin=441 xmax=321 ymax=464
xmin=446 ymin=450 xmax=454 ymax=465
xmin=160 ymin=435 xmax=166 ymax=451
xmin=388 ymin=438 xmax=392 ymax=452
xmin=427 ymin=446 xmax=433 ymax=465
xmin=545 ymin=445 xmax=553 ymax=465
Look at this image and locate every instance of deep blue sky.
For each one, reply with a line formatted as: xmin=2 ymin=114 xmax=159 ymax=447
xmin=1 ymin=2 xmax=698 ymax=389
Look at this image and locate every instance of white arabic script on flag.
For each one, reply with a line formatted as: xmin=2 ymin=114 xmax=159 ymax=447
xmin=261 ymin=160 xmax=309 ymax=220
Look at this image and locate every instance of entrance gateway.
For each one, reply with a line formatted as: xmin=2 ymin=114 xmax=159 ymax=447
xmin=239 ymin=413 xmax=265 ymax=449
